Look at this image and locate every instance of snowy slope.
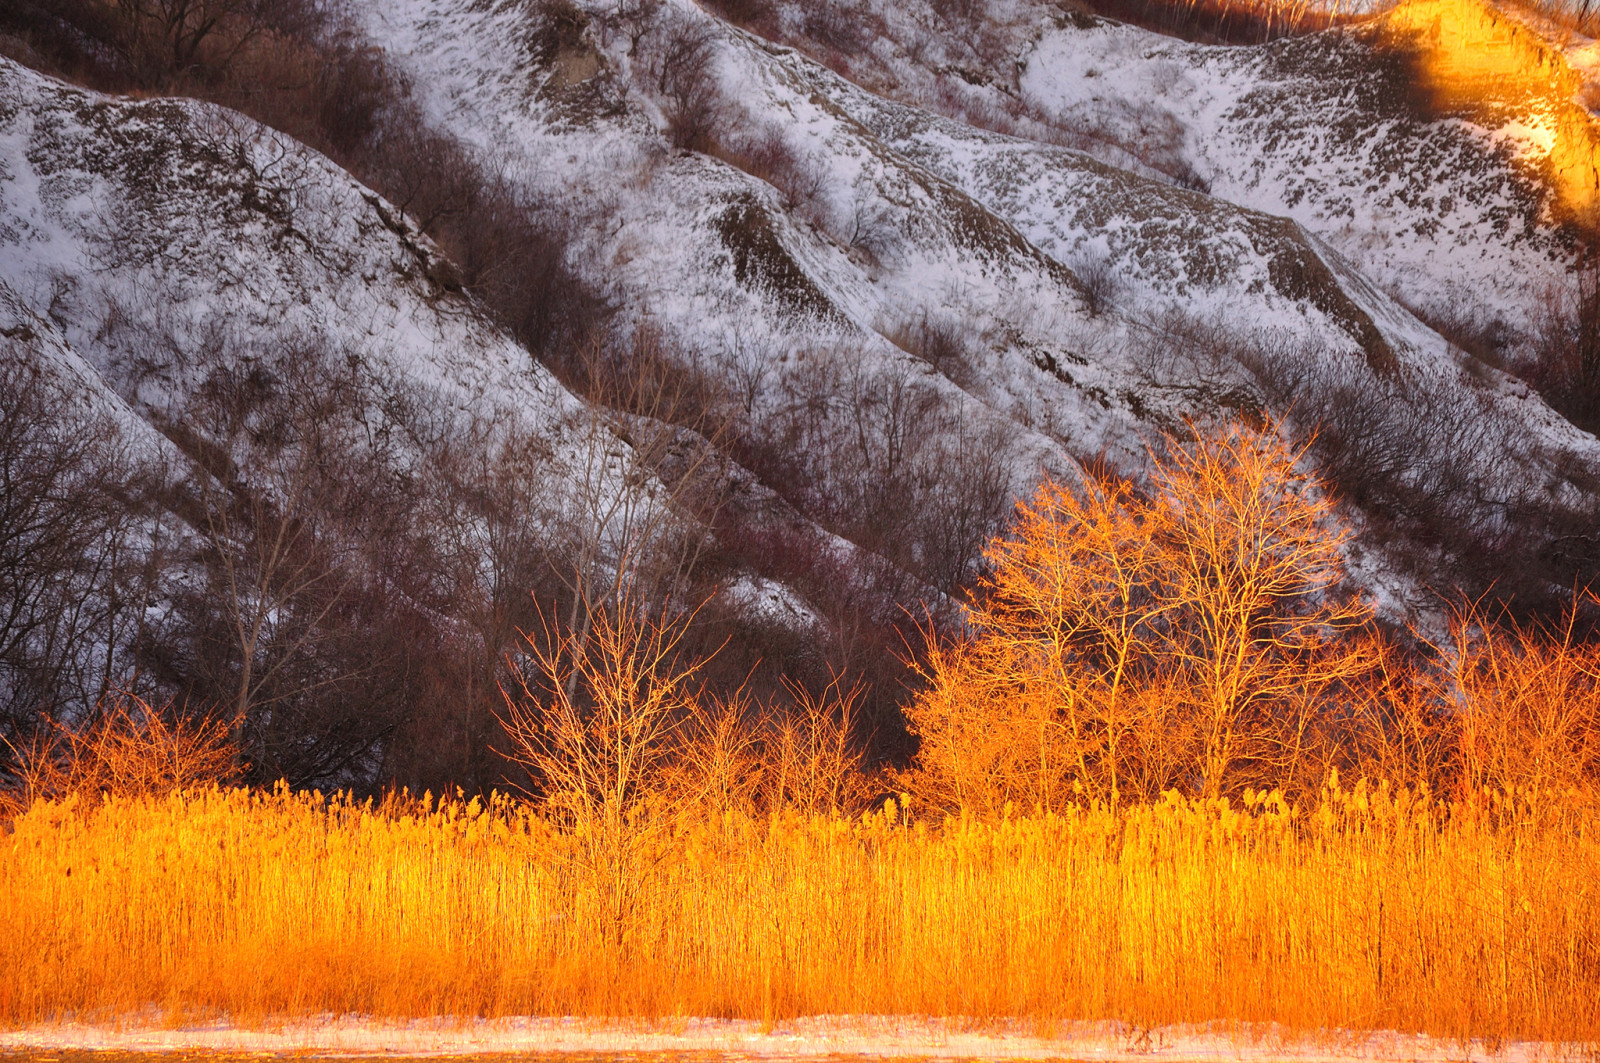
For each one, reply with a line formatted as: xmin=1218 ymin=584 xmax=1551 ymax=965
xmin=0 ymin=59 xmax=581 ymax=451
xmin=1018 ymin=14 xmax=1579 ymax=344
xmin=345 ymin=0 xmax=1600 ymax=607
xmin=6 ymin=0 xmax=1600 ymax=633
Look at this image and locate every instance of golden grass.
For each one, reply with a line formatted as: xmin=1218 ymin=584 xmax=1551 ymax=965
xmin=2 ymin=783 xmax=1598 ymax=1040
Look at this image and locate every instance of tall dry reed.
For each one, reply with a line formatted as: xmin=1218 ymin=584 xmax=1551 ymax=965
xmin=2 ymin=782 xmax=1598 ymax=1040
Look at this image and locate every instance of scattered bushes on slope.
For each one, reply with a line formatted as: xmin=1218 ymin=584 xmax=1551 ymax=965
xmin=651 ymin=10 xmax=725 ymax=151
xmin=714 ymin=344 xmax=1016 ymax=602
xmin=1233 ymin=328 xmax=1600 ymax=614
xmin=1072 ymin=0 xmax=1356 ymax=45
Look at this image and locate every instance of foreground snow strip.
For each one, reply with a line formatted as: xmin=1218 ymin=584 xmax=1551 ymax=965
xmin=0 ymin=1017 xmax=1579 ymax=1061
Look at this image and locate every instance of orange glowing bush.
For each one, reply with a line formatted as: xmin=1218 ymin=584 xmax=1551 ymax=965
xmin=1445 ymin=597 xmax=1600 ymax=799
xmin=907 ymin=424 xmax=1372 ymax=811
xmin=1 ymin=691 xmax=237 ymax=815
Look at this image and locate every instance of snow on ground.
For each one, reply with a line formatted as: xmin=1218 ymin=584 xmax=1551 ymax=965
xmin=0 ymin=282 xmax=177 ymax=468
xmin=720 ymin=0 xmax=1582 ymax=349
xmin=0 ymin=1016 xmax=1583 ymax=1062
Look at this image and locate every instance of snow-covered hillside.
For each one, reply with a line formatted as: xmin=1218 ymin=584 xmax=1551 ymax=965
xmin=349 ymin=0 xmax=1600 ymax=601
xmin=1018 ymin=9 xmax=1581 ymax=344
xmin=0 ymin=59 xmax=583 ymax=457
xmin=4 ymin=0 xmax=1600 ymax=783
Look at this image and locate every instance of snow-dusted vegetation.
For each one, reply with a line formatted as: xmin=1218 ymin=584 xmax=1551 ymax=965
xmin=2 ymin=0 xmax=1600 ymax=785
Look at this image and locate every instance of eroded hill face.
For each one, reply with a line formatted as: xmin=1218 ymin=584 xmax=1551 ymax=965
xmin=693 ymin=0 xmax=1590 ymax=346
xmin=1381 ymin=0 xmax=1600 ymax=222
xmin=5 ymin=0 xmax=1600 ymax=785
xmin=345 ymin=0 xmax=1600 ymax=596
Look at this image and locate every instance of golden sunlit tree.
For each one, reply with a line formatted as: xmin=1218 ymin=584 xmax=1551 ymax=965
xmin=499 ymin=593 xmax=710 ymax=947
xmin=907 ymin=421 xmax=1374 ymax=811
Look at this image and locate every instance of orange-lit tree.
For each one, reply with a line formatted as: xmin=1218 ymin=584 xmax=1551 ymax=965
xmin=907 ymin=421 xmax=1374 ymax=810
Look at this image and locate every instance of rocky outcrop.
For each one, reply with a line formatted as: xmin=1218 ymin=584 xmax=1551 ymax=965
xmin=1382 ymin=0 xmax=1600 ymax=222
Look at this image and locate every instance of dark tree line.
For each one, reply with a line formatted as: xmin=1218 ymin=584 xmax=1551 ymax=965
xmin=0 ymin=341 xmax=164 ymax=743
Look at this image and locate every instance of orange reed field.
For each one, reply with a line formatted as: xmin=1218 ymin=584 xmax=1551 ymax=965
xmin=2 ymin=783 xmax=1598 ymax=1039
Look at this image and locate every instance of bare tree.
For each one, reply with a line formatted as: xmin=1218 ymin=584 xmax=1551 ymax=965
xmin=500 ymin=591 xmax=709 ymax=945
xmin=168 ymin=341 xmax=415 ymax=784
xmin=546 ymin=330 xmax=733 ymax=690
xmin=111 ymin=0 xmax=265 ymax=77
xmin=646 ymin=10 xmax=724 ymax=151
xmin=0 ymin=338 xmax=163 ymax=742
xmin=400 ymin=413 xmax=564 ymax=792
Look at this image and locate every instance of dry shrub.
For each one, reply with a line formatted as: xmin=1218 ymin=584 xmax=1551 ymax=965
xmin=2 ymin=691 xmax=237 ymax=815
xmin=764 ymin=673 xmax=870 ymax=814
xmin=802 ymin=6 xmax=865 ymax=54
xmin=1072 ymin=251 xmax=1120 ymax=318
xmin=906 ymin=421 xmax=1373 ymax=812
xmin=1445 ymin=596 xmax=1600 ymax=800
xmin=1524 ymin=266 xmax=1600 ymax=436
xmin=670 ymin=687 xmax=767 ymax=813
xmin=501 ymin=594 xmax=873 ymax=822
xmin=708 ymin=121 xmax=829 ymax=214
xmin=931 ymin=0 xmax=988 ymax=25
xmin=500 ymin=596 xmax=710 ymax=831
xmin=1074 ymin=0 xmax=1358 ymax=44
xmin=646 ymin=12 xmax=725 ymax=152
xmin=696 ymin=0 xmax=776 ymax=29
xmin=886 ymin=312 xmax=971 ymax=379
xmin=1340 ymin=594 xmax=1600 ymax=804
xmin=1342 ymin=631 xmax=1457 ymax=794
